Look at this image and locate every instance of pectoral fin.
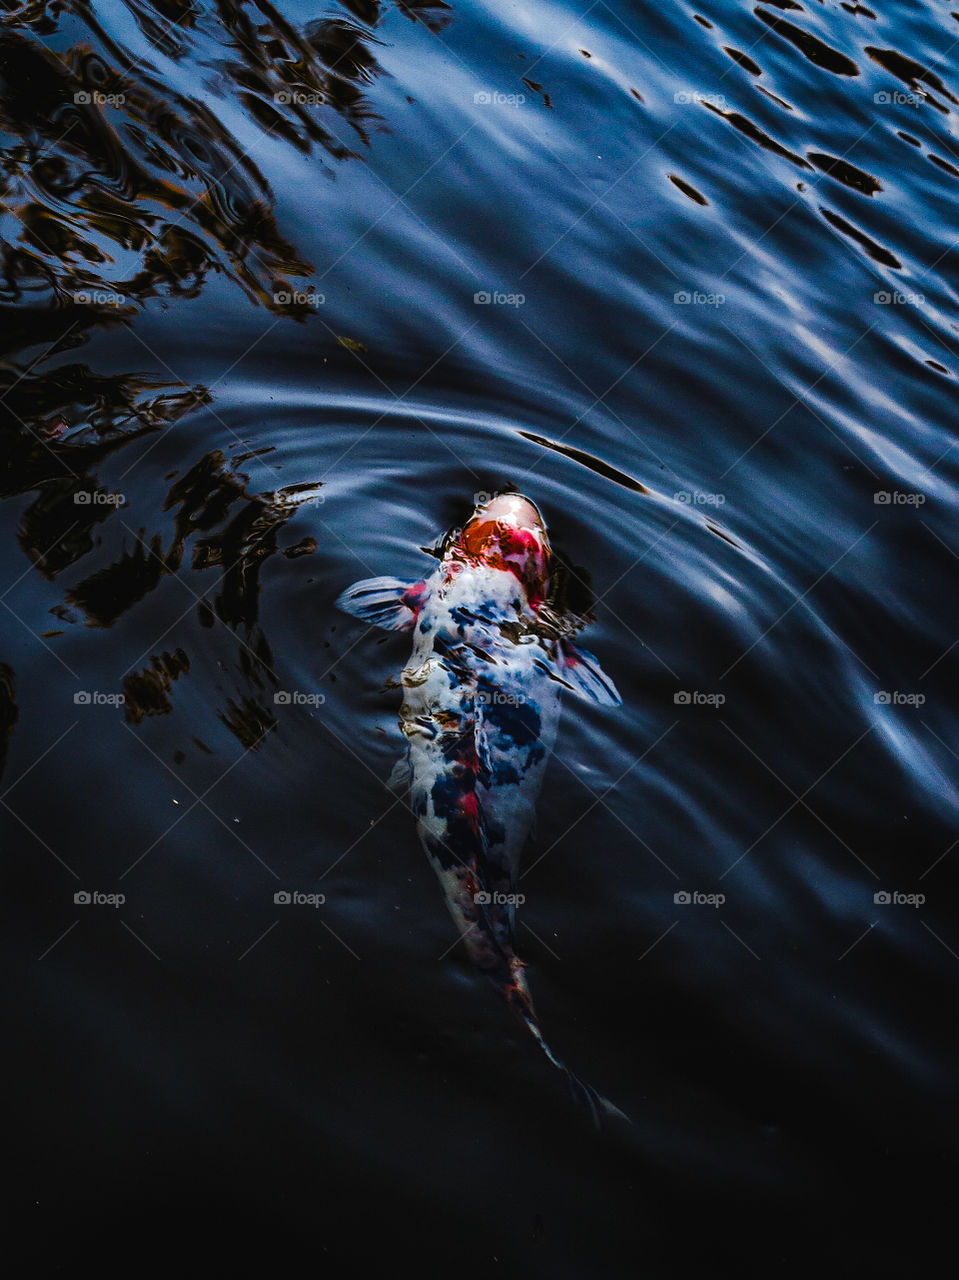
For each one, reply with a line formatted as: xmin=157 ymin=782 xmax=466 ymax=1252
xmin=335 ymin=577 xmax=424 ymax=632
xmin=386 ymin=754 xmax=413 ymax=795
xmin=558 ymin=639 xmax=621 ymax=706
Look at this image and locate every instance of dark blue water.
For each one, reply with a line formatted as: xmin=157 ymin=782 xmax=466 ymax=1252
xmin=3 ymin=0 xmax=957 ymax=1272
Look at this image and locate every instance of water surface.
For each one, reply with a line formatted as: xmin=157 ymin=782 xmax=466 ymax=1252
xmin=3 ymin=0 xmax=957 ymax=1272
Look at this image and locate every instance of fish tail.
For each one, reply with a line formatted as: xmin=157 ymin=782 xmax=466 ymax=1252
xmin=502 ymin=959 xmax=630 ymax=1128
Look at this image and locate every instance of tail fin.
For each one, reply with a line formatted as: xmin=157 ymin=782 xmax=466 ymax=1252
xmin=501 ymin=960 xmax=630 ymax=1128
xmin=521 ymin=1008 xmax=630 ymax=1128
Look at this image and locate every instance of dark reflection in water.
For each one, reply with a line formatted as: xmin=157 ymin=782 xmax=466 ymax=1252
xmin=755 ymin=9 xmax=860 ymax=78
xmin=0 ymin=0 xmax=404 ymax=720
xmin=1 ymin=0 xmax=448 ymax=325
xmin=122 ymin=645 xmax=190 ymax=722
xmin=2 ymin=22 xmax=303 ymax=313
xmin=4 ymin=368 xmax=208 ymax=563
xmin=61 ymin=446 xmax=323 ymax=749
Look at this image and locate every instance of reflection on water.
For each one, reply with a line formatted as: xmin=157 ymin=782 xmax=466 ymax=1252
xmin=0 ymin=0 xmax=410 ymax=725
xmin=0 ymin=1 xmax=369 ymax=318
xmin=1 ymin=0 xmax=450 ymax=347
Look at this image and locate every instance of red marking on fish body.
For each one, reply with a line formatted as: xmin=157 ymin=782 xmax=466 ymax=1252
xmin=400 ymin=580 xmax=428 ymax=616
xmin=457 ymin=496 xmax=551 ymax=606
xmin=459 ymin=788 xmax=480 ymax=833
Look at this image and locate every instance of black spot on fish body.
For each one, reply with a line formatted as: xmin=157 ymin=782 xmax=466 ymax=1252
xmin=464 ymin=641 xmax=498 ymax=665
xmin=491 ymin=760 xmax=521 ymax=785
xmin=423 ymin=830 xmax=462 ymax=871
xmin=481 ymin=696 xmax=542 ymax=750
xmin=483 ymin=818 xmax=508 ymax=847
xmin=449 ymin=605 xmax=478 ymax=627
xmin=432 ymin=771 xmax=468 ymax=819
xmin=426 ymin=773 xmax=484 ymax=870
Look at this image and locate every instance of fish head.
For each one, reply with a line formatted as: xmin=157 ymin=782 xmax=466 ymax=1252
xmin=457 ymin=493 xmax=551 ymax=606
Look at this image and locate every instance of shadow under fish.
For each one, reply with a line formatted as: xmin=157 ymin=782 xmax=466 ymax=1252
xmin=337 ymin=493 xmax=628 ymax=1124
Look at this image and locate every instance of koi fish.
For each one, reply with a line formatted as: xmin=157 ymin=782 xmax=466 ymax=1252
xmin=337 ymin=493 xmax=626 ymax=1122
